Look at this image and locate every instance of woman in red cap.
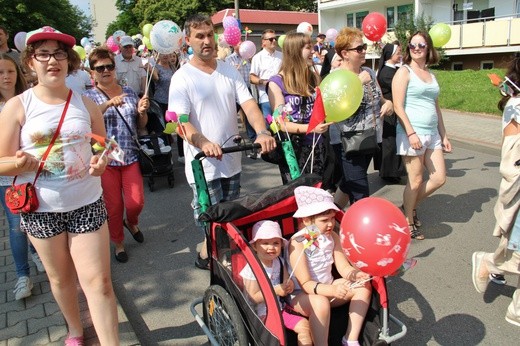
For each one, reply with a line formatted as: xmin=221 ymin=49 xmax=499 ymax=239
xmin=0 ymin=26 xmax=119 ymax=345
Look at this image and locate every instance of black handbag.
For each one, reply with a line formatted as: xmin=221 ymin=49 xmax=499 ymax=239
xmin=341 ymin=127 xmax=378 ymax=156
xmin=339 ymin=77 xmax=378 ymax=156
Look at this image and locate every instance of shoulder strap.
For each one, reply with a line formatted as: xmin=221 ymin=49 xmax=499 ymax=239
xmin=96 ymin=87 xmax=141 ymax=148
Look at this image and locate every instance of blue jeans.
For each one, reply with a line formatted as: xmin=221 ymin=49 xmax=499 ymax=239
xmin=0 ymin=185 xmax=35 ymax=277
xmin=332 ymin=144 xmax=373 ymax=204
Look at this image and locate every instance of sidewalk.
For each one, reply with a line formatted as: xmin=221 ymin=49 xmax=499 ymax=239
xmin=0 ymin=212 xmax=139 ymax=345
xmin=0 ymin=109 xmax=502 ymax=346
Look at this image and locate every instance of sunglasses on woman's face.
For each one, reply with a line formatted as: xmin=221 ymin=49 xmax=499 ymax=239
xmin=93 ymin=64 xmax=115 ymax=73
xmin=347 ymin=43 xmax=368 ymax=53
xmin=409 ymin=42 xmax=427 ymax=50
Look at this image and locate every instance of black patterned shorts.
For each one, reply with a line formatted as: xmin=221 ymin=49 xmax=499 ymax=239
xmin=21 ymin=197 xmax=108 ymax=239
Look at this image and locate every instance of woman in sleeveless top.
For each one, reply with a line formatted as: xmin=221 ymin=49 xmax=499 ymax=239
xmin=392 ymin=31 xmax=452 ymax=240
xmin=0 ymin=27 xmax=119 ymax=345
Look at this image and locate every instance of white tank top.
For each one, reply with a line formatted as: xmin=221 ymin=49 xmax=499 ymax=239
xmin=17 ymin=89 xmax=102 ymax=212
xmin=289 ymin=226 xmax=335 ymax=289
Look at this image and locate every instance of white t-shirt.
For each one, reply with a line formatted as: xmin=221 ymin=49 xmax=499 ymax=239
xmin=168 ymin=60 xmax=253 ymax=184
xmin=503 ymin=96 xmax=520 ymax=131
xmin=250 ymin=49 xmax=283 ymax=104
xmin=240 ymin=258 xmax=282 ymax=317
xmin=65 ymin=70 xmax=92 ymax=95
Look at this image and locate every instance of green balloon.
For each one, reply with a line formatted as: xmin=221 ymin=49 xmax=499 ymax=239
xmin=320 ymin=70 xmax=364 ymax=122
xmin=429 ymin=23 xmax=451 ymax=48
xmin=278 ymin=34 xmax=286 ymax=49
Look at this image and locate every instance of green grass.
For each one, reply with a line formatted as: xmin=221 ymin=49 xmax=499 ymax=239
xmin=434 ymin=68 xmax=504 ymax=116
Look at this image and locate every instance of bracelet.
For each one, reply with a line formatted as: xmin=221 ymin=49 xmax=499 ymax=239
xmin=407 ymin=132 xmax=416 ymax=137
xmin=256 ymin=130 xmax=271 ymax=136
xmin=313 ymin=282 xmax=320 ymax=295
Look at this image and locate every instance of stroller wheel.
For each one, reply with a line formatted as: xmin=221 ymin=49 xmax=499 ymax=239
xmin=168 ymin=175 xmax=174 ymax=188
xmin=203 ymin=285 xmax=248 ymax=346
xmin=148 ymin=178 xmax=155 ymax=192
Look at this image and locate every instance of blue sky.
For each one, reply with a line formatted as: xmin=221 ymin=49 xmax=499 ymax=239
xmin=70 ymin=0 xmax=90 ymax=16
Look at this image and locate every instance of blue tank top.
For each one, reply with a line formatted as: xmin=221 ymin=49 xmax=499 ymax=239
xmin=396 ymin=65 xmax=440 ymax=135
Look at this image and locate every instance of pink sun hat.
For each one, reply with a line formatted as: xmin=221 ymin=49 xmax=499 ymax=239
xmin=293 ymin=186 xmax=339 ymax=218
xmin=26 ymin=26 xmax=76 ymax=47
xmin=250 ymin=220 xmax=287 ymax=245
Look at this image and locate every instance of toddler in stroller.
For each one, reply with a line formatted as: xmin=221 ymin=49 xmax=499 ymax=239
xmin=138 ymin=99 xmax=175 ymax=191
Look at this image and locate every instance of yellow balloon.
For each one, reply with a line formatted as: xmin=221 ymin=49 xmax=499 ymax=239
xmin=429 ymin=23 xmax=451 ymax=48
xmin=320 ymin=70 xmax=364 ymax=122
xmin=73 ymin=45 xmax=86 ymax=60
xmin=278 ymin=35 xmax=286 ymax=49
xmin=142 ymin=36 xmax=153 ymax=50
xmin=142 ymin=23 xmax=153 ymax=39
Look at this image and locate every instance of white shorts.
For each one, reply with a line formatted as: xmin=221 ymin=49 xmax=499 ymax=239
xmin=396 ymin=132 xmax=442 ymax=156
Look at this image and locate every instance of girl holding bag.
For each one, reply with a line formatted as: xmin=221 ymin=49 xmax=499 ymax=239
xmin=0 ymin=26 xmax=119 ymax=345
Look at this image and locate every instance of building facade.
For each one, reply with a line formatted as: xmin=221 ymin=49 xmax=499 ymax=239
xmin=318 ymin=0 xmax=520 ymax=70
xmin=89 ymin=0 xmax=119 ymax=43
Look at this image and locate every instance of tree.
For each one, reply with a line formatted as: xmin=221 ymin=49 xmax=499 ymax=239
xmin=105 ymin=0 xmax=316 ymax=39
xmin=0 ymin=0 xmax=91 ymax=46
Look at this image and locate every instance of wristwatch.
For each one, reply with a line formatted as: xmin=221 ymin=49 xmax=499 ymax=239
xmin=256 ymin=130 xmax=271 ymax=136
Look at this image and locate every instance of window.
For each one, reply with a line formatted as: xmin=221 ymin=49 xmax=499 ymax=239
xmin=355 ymin=11 xmax=369 ymax=29
xmin=346 ymin=13 xmax=354 ymax=28
xmin=386 ymin=4 xmax=413 ymax=28
xmin=481 ymin=61 xmax=494 ymax=69
xmin=452 ymin=62 xmax=463 ymax=71
xmin=346 ymin=11 xmax=368 ymax=29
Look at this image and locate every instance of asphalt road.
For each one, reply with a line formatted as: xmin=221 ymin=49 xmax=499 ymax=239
xmin=110 ymin=140 xmax=519 ymax=346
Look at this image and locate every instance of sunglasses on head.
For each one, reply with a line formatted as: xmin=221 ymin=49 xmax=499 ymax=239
xmin=409 ymin=42 xmax=427 ymax=50
xmin=94 ymin=64 xmax=115 ymax=73
xmin=263 ymin=37 xmax=277 ymax=42
xmin=499 ymin=77 xmax=520 ymax=97
xmin=347 ymin=43 xmax=367 ymax=53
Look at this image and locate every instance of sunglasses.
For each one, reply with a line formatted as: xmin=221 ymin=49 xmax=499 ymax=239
xmin=499 ymin=77 xmax=520 ymax=97
xmin=347 ymin=43 xmax=367 ymax=53
xmin=263 ymin=37 xmax=277 ymax=42
xmin=93 ymin=64 xmax=115 ymax=73
xmin=409 ymin=42 xmax=427 ymax=50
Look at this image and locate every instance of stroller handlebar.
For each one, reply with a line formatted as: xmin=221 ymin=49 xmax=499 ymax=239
xmin=194 ymin=143 xmax=261 ymax=160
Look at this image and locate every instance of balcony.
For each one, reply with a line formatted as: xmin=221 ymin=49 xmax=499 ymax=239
xmin=444 ymin=13 xmax=520 ymax=55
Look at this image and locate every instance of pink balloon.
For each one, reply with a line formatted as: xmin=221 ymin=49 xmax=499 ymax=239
xmin=362 ymin=12 xmax=387 ymax=42
xmin=224 ymin=26 xmax=241 ymax=46
xmin=238 ymin=40 xmax=256 ymax=60
xmin=325 ymin=28 xmax=338 ymax=42
xmin=340 ymin=197 xmax=410 ymax=277
xmin=106 ymin=36 xmax=119 ymax=53
xmin=223 ymin=16 xmax=239 ymax=29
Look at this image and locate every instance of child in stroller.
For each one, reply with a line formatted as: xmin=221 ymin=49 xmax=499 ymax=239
xmin=241 ymin=220 xmax=312 ymax=345
xmin=287 ymin=186 xmax=372 ymax=346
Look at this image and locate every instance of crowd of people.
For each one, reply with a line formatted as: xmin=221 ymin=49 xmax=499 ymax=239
xmin=0 ymin=13 xmax=518 ymax=345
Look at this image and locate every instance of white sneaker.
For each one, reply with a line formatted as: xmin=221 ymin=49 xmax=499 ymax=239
xmin=14 ymin=276 xmax=33 ymax=300
xmin=31 ymin=252 xmax=46 ymax=273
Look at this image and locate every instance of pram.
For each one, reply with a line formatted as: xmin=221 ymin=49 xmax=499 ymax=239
xmin=190 ymin=144 xmax=407 ymax=345
xmin=138 ymin=100 xmax=175 ymax=191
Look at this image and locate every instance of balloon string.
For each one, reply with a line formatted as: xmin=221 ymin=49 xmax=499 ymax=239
xmin=144 ymin=51 xmax=159 ymax=96
xmin=300 ymin=133 xmax=321 ymax=174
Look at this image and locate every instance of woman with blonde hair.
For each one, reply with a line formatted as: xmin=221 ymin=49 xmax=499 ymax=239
xmin=267 ymin=31 xmax=332 ymax=183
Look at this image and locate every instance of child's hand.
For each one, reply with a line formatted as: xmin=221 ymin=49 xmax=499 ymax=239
xmin=275 ymin=281 xmax=293 ymax=297
xmin=333 ymin=283 xmax=350 ymax=300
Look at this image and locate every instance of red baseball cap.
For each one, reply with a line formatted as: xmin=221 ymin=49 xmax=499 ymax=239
xmin=26 ymin=26 xmax=76 ymax=47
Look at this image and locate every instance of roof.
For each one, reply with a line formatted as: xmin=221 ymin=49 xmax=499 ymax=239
xmin=212 ymin=9 xmax=318 ymax=25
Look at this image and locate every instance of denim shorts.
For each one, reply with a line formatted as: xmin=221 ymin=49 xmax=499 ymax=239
xmin=21 ymin=197 xmax=107 ymax=239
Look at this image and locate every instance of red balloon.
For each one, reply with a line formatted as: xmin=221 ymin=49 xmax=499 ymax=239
xmin=340 ymin=197 xmax=410 ymax=277
xmin=362 ymin=12 xmax=387 ymax=42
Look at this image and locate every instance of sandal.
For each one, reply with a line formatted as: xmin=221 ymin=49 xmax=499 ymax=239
xmin=409 ymin=223 xmax=425 ymax=240
xmin=413 ymin=209 xmax=422 ymax=227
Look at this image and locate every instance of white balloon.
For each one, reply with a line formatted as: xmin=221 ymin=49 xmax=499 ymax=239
xmin=296 ymin=22 xmax=313 ymax=36
xmin=150 ymin=20 xmax=183 ymax=54
xmin=13 ymin=32 xmax=26 ymax=52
